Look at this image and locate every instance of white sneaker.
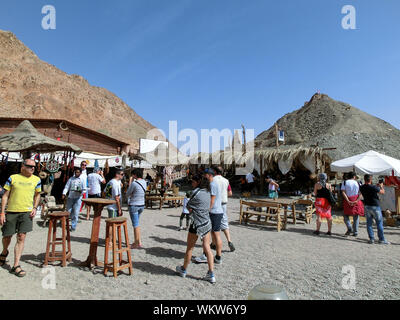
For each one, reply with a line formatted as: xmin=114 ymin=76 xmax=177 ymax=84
xmin=193 ymin=254 xmax=208 ymax=264
xmin=204 ymin=271 xmax=216 ymax=284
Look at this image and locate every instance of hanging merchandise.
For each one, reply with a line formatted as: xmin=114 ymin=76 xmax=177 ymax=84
xmin=94 ymin=159 xmax=99 ymax=169
xmin=35 ymin=153 xmax=41 ymax=171
xmin=104 ymin=159 xmax=110 ymax=176
xmin=70 ymin=152 xmax=75 ymax=169
xmin=46 ymin=153 xmax=60 ymax=174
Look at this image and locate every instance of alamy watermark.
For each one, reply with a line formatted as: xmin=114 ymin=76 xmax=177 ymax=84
xmin=41 ymin=266 xmax=57 ymax=290
xmin=341 ymin=265 xmax=356 ymax=290
xmin=342 ymin=5 xmax=356 ymax=30
xmin=144 ymin=121 xmax=255 ymax=175
xmin=42 ymin=5 xmax=56 ymax=30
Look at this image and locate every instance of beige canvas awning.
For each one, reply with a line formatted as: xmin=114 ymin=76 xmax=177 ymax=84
xmin=0 ymin=120 xmax=82 ymax=153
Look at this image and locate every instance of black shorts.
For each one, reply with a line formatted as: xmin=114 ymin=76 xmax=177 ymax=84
xmin=209 ymin=214 xmax=223 ymax=232
xmin=189 ymin=223 xmax=197 ymax=235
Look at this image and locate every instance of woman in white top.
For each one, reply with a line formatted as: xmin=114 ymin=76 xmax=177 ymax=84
xmin=341 ymin=172 xmax=364 ymax=236
xmin=266 ymin=176 xmax=279 ymax=199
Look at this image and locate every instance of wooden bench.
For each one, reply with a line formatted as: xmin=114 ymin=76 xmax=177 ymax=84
xmin=294 ymin=199 xmax=315 ymax=224
xmin=239 ymin=200 xmax=287 ymax=232
xmin=145 ymin=195 xmax=185 ymax=210
xmin=163 ymin=196 xmax=184 ymax=208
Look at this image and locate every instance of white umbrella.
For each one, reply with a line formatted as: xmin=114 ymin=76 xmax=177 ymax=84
xmin=331 ymin=150 xmax=400 ymax=176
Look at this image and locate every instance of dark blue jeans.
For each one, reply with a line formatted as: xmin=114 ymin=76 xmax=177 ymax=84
xmin=365 ymin=206 xmax=386 ymax=241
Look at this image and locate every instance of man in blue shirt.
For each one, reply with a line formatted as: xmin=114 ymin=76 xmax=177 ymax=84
xmin=62 ymin=168 xmax=85 ymax=231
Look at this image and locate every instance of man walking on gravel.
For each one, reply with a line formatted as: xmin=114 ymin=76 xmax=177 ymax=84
xmin=211 ymin=166 xmax=235 ymax=252
xmin=360 ymin=174 xmax=389 ymax=245
xmin=0 ymin=159 xmax=42 ymax=277
xmin=193 ymin=168 xmax=224 ymax=265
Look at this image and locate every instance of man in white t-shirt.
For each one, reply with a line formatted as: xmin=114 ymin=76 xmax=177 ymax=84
xmin=85 ymin=167 xmax=106 ymax=220
xmin=79 ymin=161 xmax=88 ymax=214
xmin=104 ymin=169 xmax=124 ymax=218
xmin=211 ymin=166 xmax=235 ymax=252
xmin=341 ymin=172 xmax=363 ymax=236
xmin=246 ymin=172 xmax=255 ymax=194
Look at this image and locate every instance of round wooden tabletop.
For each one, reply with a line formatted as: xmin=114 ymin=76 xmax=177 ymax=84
xmin=82 ymin=198 xmax=116 ymax=205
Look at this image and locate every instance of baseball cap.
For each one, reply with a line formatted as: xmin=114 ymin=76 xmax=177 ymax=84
xmin=204 ymin=168 xmax=216 ymax=176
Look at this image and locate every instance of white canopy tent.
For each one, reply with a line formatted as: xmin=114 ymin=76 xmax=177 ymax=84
xmin=330 ymin=150 xmax=400 ymax=176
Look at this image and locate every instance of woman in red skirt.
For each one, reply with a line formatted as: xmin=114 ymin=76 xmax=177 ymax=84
xmin=313 ymin=173 xmax=333 ymax=236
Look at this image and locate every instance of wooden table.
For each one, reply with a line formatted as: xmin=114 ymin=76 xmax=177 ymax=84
xmin=81 ymin=198 xmax=116 ymax=269
xmin=258 ymin=198 xmax=299 ymax=224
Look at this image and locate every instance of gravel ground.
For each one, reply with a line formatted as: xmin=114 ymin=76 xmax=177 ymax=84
xmin=0 ymin=197 xmax=399 ymax=300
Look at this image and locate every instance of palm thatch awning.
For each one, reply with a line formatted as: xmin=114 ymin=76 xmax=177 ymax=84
xmin=242 ymin=146 xmax=332 ymax=174
xmin=0 ymin=120 xmax=82 ymax=154
xmin=248 ymin=146 xmax=330 ymax=163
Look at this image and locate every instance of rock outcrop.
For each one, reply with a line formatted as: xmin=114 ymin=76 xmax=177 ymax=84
xmin=255 ymin=93 xmax=400 ymax=160
xmin=0 ymin=30 xmax=163 ymax=155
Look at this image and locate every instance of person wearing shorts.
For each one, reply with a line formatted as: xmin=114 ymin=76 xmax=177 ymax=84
xmin=176 ymin=175 xmax=215 ymax=283
xmin=212 ymin=166 xmax=235 ymax=252
xmin=126 ymin=169 xmax=147 ymax=249
xmin=0 ymin=159 xmax=42 ymax=278
xmin=193 ymin=168 xmax=224 ymax=265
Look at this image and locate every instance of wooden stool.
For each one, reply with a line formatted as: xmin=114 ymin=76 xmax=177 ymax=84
xmin=44 ymin=212 xmax=72 ymax=267
xmin=104 ymin=217 xmax=133 ymax=278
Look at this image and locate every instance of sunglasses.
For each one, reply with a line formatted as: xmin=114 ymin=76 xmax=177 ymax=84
xmin=24 ymin=164 xmax=36 ymax=169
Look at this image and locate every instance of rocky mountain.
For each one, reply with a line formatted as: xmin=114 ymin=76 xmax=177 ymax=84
xmin=0 ymin=30 xmax=165 ymax=155
xmin=255 ymin=93 xmax=400 ymax=160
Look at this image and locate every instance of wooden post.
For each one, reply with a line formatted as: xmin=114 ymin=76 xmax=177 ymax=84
xmin=259 ymin=155 xmax=264 ymax=195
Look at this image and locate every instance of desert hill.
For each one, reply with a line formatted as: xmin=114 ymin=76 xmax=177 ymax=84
xmin=255 ymin=93 xmax=400 ymax=160
xmin=0 ymin=30 xmax=163 ymax=155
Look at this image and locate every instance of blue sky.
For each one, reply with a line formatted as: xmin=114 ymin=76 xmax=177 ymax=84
xmin=1 ymin=0 xmax=400 ymax=152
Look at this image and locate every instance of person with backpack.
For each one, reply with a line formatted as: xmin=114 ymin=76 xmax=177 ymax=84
xmin=313 ymin=173 xmax=334 ymax=236
xmin=126 ymin=168 xmax=147 ymax=249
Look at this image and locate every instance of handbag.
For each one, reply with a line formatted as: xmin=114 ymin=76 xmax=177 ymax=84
xmin=327 ymin=189 xmax=337 ymax=206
